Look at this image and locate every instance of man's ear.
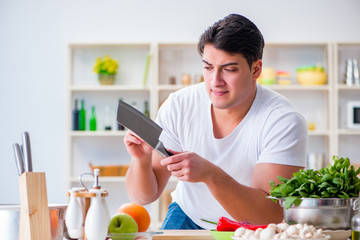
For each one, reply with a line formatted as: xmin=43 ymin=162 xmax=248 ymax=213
xmin=252 ymin=60 xmax=262 ymax=80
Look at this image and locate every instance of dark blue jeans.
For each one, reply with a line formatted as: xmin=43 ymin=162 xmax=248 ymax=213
xmin=161 ymin=202 xmax=204 ymax=230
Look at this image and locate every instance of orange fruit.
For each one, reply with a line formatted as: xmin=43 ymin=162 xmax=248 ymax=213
xmin=49 ymin=209 xmax=58 ymax=238
xmin=116 ymin=202 xmax=151 ymax=232
xmin=116 ymin=203 xmax=150 ymax=232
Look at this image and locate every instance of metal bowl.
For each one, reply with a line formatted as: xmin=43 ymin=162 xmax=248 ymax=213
xmin=279 ymin=198 xmax=357 ymax=230
xmin=0 ymin=204 xmax=67 ymax=240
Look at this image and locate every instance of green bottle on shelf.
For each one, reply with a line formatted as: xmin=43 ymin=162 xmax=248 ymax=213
xmin=89 ymin=106 xmax=97 ymax=131
xmin=79 ymin=99 xmax=86 ymax=131
xmin=144 ymin=100 xmax=150 ymax=118
xmin=104 ymin=106 xmax=112 ymax=131
xmin=72 ymin=98 xmax=79 ymax=130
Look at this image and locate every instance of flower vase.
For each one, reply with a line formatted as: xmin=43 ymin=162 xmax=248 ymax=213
xmin=98 ymin=74 xmax=115 ymax=85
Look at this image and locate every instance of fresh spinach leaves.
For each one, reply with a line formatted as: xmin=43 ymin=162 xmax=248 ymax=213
xmin=269 ymin=156 xmax=360 ymax=209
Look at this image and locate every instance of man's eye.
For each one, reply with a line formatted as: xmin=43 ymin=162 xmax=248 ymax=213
xmin=203 ymin=66 xmax=212 ymax=70
xmin=224 ymin=68 xmax=236 ymax=72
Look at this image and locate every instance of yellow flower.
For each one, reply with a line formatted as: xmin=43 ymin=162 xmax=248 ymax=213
xmin=93 ymin=55 xmax=119 ymax=75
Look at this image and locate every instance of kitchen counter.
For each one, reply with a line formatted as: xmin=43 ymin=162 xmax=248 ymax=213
xmin=153 ymin=230 xmax=213 ymax=239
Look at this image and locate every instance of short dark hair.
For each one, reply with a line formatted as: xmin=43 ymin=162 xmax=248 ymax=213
xmin=198 ymin=14 xmax=265 ymax=68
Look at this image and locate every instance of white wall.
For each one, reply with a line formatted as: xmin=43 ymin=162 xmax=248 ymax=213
xmin=1 ymin=0 xmax=360 ymax=204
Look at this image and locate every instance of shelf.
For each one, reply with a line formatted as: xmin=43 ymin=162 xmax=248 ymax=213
xmin=308 ymin=130 xmax=331 ymax=136
xmin=157 ymin=84 xmax=187 ymax=91
xmin=267 ymin=85 xmax=330 ymax=91
xmin=69 ymin=176 xmax=179 ymax=183
xmin=336 ymin=84 xmax=360 ymax=90
xmin=70 ymin=85 xmax=150 ymax=92
xmin=337 ymin=129 xmax=360 ymax=135
xmin=70 ymin=131 xmax=126 ymax=137
xmin=157 ymin=84 xmax=331 ymax=92
xmin=70 ymin=176 xmax=126 ymax=182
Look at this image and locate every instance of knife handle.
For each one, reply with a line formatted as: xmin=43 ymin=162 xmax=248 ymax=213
xmin=22 ymin=131 xmax=33 ymax=172
xmin=13 ymin=143 xmax=25 ymax=176
xmin=165 ymin=148 xmax=174 ymax=157
xmin=155 ymin=141 xmax=174 ymax=158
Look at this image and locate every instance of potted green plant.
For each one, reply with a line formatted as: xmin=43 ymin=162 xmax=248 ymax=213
xmin=93 ymin=55 xmax=119 ymax=85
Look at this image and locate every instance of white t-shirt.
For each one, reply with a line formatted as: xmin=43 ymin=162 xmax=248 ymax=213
xmin=156 ymin=82 xmax=307 ymax=229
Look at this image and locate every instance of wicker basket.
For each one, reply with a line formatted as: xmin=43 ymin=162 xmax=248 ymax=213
xmin=89 ymin=163 xmax=129 ymax=176
xmin=98 ymin=74 xmax=115 ymax=85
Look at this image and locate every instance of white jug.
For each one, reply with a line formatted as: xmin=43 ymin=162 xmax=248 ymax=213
xmin=84 ymin=188 xmax=108 ymax=240
xmin=65 ymin=187 xmax=84 ymax=239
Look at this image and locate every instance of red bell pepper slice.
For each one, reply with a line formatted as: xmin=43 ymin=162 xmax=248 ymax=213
xmin=216 ymin=217 xmax=268 ymax=231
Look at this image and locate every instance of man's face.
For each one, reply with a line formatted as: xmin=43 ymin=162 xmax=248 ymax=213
xmin=202 ymin=44 xmax=261 ymax=110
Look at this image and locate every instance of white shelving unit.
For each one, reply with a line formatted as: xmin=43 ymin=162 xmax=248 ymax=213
xmin=333 ymin=43 xmax=360 ymax=163
xmin=263 ymin=43 xmax=333 ymax=164
xmin=65 ymin=41 xmax=360 ymax=230
xmin=65 ymin=42 xmax=158 ymax=228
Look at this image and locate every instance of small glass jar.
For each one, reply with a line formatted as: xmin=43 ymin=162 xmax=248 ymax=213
xmin=169 ymin=76 xmax=176 ymax=85
xmin=181 ymin=74 xmax=191 ymax=85
xmin=193 ymin=74 xmax=203 ymax=84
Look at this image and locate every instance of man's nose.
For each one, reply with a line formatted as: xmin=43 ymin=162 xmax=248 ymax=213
xmin=211 ymin=70 xmax=225 ymax=87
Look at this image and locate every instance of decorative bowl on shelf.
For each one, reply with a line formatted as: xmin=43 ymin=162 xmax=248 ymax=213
xmin=89 ymin=163 xmax=129 ymax=176
xmin=296 ymin=65 xmax=327 ymax=85
xmin=259 ymin=67 xmax=276 ymax=85
xmin=107 ymin=231 xmax=162 ymax=240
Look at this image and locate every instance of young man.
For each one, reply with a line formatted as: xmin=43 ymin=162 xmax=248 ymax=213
xmin=124 ymin=14 xmax=307 ymax=229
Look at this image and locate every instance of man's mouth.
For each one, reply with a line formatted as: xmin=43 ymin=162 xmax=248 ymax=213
xmin=212 ymin=89 xmax=228 ymax=96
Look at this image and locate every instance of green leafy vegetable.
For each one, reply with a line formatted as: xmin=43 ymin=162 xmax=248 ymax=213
xmin=269 ymin=156 xmax=360 ymax=209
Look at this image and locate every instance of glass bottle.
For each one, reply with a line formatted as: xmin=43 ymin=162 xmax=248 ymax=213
xmin=89 ymin=106 xmax=97 ymax=131
xmin=144 ymin=100 xmax=150 ymax=118
xmin=104 ymin=106 xmax=112 ymax=131
xmin=354 ymin=59 xmax=360 ymax=85
xmin=346 ymin=59 xmax=353 ymax=86
xmin=72 ymin=99 xmax=79 ymax=130
xmin=352 ymin=197 xmax=360 ymax=240
xmin=79 ymin=99 xmax=86 ymax=131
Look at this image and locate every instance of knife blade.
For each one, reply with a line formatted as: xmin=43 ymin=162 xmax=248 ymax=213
xmin=117 ymin=100 xmax=173 ymax=158
xmin=13 ymin=143 xmax=25 ymax=175
xmin=22 ymin=131 xmax=33 ymax=172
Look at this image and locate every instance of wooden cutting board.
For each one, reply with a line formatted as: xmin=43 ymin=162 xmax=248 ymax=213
xmin=153 ymin=230 xmax=213 ymax=239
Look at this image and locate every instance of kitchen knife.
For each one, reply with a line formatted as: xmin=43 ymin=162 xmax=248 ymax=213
xmin=117 ymin=100 xmax=173 ymax=158
xmin=22 ymin=131 xmax=33 ymax=172
xmin=13 ymin=143 xmax=25 ymax=175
